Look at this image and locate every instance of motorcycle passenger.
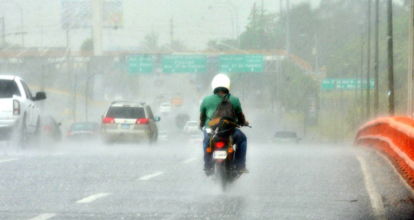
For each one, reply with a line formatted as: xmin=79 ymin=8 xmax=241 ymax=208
xmin=199 ymin=74 xmax=249 ymax=174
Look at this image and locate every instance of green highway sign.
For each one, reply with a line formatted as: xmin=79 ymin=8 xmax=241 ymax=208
xmin=128 ymin=55 xmax=153 ymax=73
xmin=162 ymin=55 xmax=207 ymax=73
xmin=322 ymin=78 xmax=375 ymax=90
xmin=219 ymin=55 xmax=264 ymax=73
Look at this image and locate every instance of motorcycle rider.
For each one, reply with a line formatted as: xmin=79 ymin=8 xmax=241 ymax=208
xmin=199 ymin=74 xmax=249 ymax=174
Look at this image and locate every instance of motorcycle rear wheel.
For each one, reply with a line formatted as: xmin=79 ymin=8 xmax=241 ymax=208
xmin=215 ymin=162 xmax=227 ymax=192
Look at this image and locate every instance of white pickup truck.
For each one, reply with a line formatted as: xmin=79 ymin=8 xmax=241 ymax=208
xmin=0 ymin=75 xmax=46 ymax=147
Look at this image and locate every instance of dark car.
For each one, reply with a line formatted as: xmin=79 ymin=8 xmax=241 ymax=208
xmin=40 ymin=114 xmax=62 ymax=143
xmin=272 ymin=131 xmax=301 ymax=144
xmin=67 ymin=122 xmax=100 ymax=140
xmin=175 ymin=113 xmax=190 ymax=129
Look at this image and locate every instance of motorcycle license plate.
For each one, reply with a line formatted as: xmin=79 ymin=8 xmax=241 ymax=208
xmin=213 ymin=151 xmax=227 ymax=159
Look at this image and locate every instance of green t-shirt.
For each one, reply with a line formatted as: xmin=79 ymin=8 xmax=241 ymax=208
xmin=200 ymin=94 xmax=243 ymax=128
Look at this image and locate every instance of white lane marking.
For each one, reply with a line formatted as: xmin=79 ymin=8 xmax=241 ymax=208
xmin=182 ymin=157 xmax=197 ymax=164
xmin=28 ymin=213 xmax=56 ymax=220
xmin=76 ymin=193 xmax=110 ymax=204
xmin=0 ymin=158 xmax=18 ymax=163
xmin=356 ymin=155 xmax=387 ymax=220
xmin=139 ymin=172 xmax=164 ymax=181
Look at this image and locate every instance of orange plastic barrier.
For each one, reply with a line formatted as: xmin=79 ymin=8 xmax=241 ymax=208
xmin=355 ymin=117 xmax=414 ymax=190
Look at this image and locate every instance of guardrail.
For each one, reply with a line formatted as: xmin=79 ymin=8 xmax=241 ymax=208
xmin=355 ymin=117 xmax=414 ymax=190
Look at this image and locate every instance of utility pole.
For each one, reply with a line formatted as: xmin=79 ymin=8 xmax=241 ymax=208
xmin=280 ymin=0 xmax=283 ymax=15
xmin=151 ymin=27 xmax=155 ymax=52
xmin=334 ymin=81 xmax=337 ymax=145
xmin=1 ymin=17 xmax=4 ymax=47
xmin=74 ymin=75 xmax=77 ymax=122
xmin=361 ymin=32 xmax=365 ymax=122
xmin=320 ymin=82 xmax=323 ymax=138
xmin=387 ymin=0 xmax=395 ymax=115
xmin=366 ymin=0 xmax=372 ymax=119
xmin=286 ymin=0 xmax=290 ymax=58
xmin=40 ymin=26 xmax=44 ymax=49
xmin=170 ymin=18 xmax=174 ymax=50
xmin=85 ymin=65 xmax=95 ymax=122
xmin=92 ymin=0 xmax=103 ymax=56
xmin=66 ymin=28 xmax=70 ymax=52
xmin=273 ymin=56 xmax=279 ymax=113
xmin=253 ymin=3 xmax=257 ymax=26
xmin=40 ymin=64 xmax=45 ymax=110
xmin=340 ymin=73 xmax=344 ymax=143
xmin=253 ymin=3 xmax=258 ymax=49
xmin=261 ymin=0 xmax=264 ymax=15
xmin=41 ymin=65 xmax=45 ymax=91
xmin=277 ymin=56 xmax=281 ymax=116
xmin=408 ymin=0 xmax=414 ymax=117
xmin=355 ymin=67 xmax=358 ymax=129
xmin=314 ymin=34 xmax=319 ymax=72
xmin=374 ymin=0 xmax=379 ymax=117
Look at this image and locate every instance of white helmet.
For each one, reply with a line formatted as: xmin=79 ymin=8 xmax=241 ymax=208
xmin=211 ymin=74 xmax=230 ymax=91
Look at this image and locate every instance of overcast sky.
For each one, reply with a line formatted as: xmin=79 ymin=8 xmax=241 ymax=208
xmin=1 ymin=0 xmax=321 ymax=51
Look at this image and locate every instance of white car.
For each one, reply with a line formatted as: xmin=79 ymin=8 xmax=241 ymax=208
xmin=0 ymin=75 xmax=46 ymax=147
xmin=159 ymin=103 xmax=171 ymax=113
xmin=183 ymin=121 xmax=199 ymax=134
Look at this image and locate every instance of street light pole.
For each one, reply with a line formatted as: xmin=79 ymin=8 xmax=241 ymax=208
xmin=1 ymin=17 xmax=4 ymax=47
xmin=314 ymin=34 xmax=319 ymax=72
xmin=92 ymin=0 xmax=103 ymax=56
xmin=280 ymin=0 xmax=283 ymax=15
xmin=226 ymin=3 xmax=239 ymax=48
xmin=74 ymin=75 xmax=77 ymax=122
xmin=341 ymin=71 xmax=344 ymax=143
xmin=366 ymin=0 xmax=372 ymax=119
xmin=361 ymin=31 xmax=365 ymax=122
xmin=387 ymin=0 xmax=395 ymax=115
xmin=374 ymin=0 xmax=379 ymax=117
xmin=261 ymin=0 xmax=264 ymax=15
xmin=408 ymin=0 xmax=414 ymax=117
xmin=85 ymin=71 xmax=97 ymax=122
xmin=355 ymin=67 xmax=358 ymax=129
xmin=286 ymin=0 xmax=290 ymax=58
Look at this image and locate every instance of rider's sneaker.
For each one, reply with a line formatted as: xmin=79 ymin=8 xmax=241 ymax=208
xmin=237 ymin=167 xmax=250 ymax=174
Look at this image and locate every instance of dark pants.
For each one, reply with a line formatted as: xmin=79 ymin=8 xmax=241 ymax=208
xmin=203 ymin=129 xmax=247 ymax=169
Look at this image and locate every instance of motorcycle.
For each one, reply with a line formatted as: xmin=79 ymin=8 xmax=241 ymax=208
xmin=206 ymin=126 xmax=250 ymax=192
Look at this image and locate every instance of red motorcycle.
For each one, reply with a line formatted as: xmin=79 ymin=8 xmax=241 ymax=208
xmin=206 ymin=125 xmax=250 ymax=192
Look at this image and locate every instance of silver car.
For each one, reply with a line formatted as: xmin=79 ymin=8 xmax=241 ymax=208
xmin=101 ymin=102 xmax=160 ymax=144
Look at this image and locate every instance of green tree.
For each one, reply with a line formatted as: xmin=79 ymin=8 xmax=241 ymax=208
xmin=80 ymin=38 xmax=93 ymax=51
xmin=276 ymin=61 xmax=319 ymax=112
xmin=239 ymin=6 xmax=283 ymax=50
xmin=141 ymin=32 xmax=159 ymax=52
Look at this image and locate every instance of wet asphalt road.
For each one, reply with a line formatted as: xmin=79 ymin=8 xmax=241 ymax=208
xmin=0 ymin=140 xmax=413 ymax=220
